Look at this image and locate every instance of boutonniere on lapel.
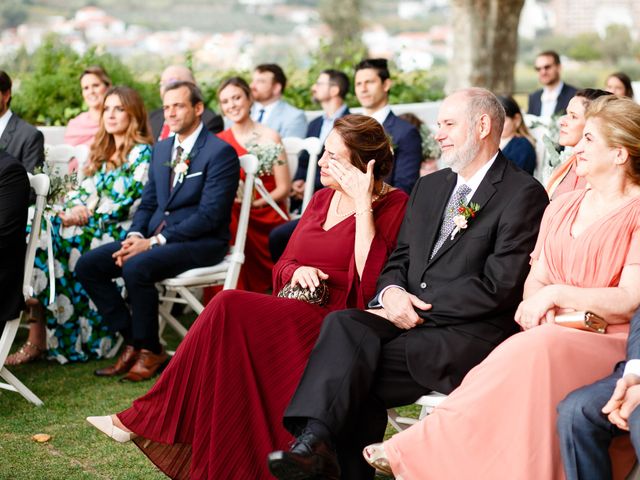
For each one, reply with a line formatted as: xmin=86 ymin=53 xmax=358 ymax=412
xmin=171 ymin=153 xmax=191 ymax=187
xmin=451 ymin=202 xmax=480 ymax=240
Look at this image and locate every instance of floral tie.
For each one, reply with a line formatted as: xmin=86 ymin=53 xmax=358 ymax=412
xmin=430 ymin=184 xmax=471 ymax=260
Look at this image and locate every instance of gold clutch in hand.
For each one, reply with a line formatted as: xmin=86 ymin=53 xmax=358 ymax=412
xmin=555 ymin=311 xmax=608 ymax=334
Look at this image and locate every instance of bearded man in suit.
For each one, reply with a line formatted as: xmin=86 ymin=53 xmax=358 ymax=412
xmin=268 ymin=87 xmax=549 ymax=480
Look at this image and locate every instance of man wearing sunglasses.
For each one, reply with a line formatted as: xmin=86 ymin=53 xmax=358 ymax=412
xmin=527 ymin=50 xmax=577 ymax=118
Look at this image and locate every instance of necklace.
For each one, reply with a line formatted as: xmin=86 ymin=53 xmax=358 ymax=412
xmin=334 ymin=182 xmax=390 ymax=218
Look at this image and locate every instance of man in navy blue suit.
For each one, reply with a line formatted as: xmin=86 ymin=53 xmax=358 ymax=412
xmin=76 ymin=81 xmax=239 ymax=382
xmin=354 ymin=58 xmax=422 ymax=194
xmin=527 ymin=50 xmax=577 ymax=119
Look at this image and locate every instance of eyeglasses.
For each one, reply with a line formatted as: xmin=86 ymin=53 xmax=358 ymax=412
xmin=534 ymin=64 xmax=555 ymax=72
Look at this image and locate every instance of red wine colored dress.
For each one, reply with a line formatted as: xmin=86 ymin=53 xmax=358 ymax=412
xmin=117 ymin=187 xmax=408 ymax=479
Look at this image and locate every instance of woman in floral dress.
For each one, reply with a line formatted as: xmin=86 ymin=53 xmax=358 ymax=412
xmin=7 ymin=86 xmax=153 ymax=365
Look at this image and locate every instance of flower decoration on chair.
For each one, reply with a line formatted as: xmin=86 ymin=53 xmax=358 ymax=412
xmin=171 ymin=153 xmax=191 ymax=186
xmin=419 ymin=124 xmax=441 ymax=160
xmin=451 ymin=202 xmax=480 ymax=240
xmin=34 ymin=155 xmax=78 ymax=214
xmin=246 ymin=142 xmax=285 ymax=177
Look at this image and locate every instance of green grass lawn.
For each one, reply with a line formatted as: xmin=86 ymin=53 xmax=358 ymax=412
xmin=1 ymin=323 xmax=420 ymax=479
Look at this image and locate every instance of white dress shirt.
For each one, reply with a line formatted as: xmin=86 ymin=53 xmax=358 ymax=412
xmin=367 ymin=105 xmax=391 ymax=126
xmin=540 ymin=82 xmax=565 ymax=119
xmin=252 ymin=101 xmax=278 ymax=124
xmin=0 ymin=109 xmax=13 ymax=139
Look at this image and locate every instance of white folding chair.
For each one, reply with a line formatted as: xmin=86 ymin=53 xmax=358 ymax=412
xmin=282 ymin=136 xmax=322 ymax=214
xmin=387 ymin=392 xmax=448 ymax=432
xmin=0 ymin=173 xmax=50 ymax=406
xmin=156 ymin=154 xmax=259 ymax=338
xmin=44 ymin=143 xmax=90 ymax=180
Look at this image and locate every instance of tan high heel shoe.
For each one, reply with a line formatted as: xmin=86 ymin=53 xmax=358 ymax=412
xmin=363 ymin=442 xmax=394 ymax=477
xmin=86 ymin=415 xmax=136 ymax=443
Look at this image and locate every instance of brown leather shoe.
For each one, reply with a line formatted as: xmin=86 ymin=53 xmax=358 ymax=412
xmin=94 ymin=345 xmax=139 ymax=377
xmin=120 ymin=349 xmax=168 ymax=382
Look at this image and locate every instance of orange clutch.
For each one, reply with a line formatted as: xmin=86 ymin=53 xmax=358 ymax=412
xmin=555 ymin=311 xmax=608 ymax=334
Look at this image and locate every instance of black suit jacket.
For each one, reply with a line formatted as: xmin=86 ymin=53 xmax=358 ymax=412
xmin=0 ymin=152 xmax=30 ymax=329
xmin=375 ymin=152 xmax=549 ymax=393
xmin=0 ymin=113 xmax=44 ymax=173
xmin=149 ymin=107 xmax=224 ymax=142
xmin=383 ymin=112 xmax=422 ymax=194
xmin=527 ymin=83 xmax=578 ymax=117
xmin=130 ymin=125 xmax=239 ymax=263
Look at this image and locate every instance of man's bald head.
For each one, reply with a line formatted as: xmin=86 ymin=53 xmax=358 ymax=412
xmin=160 ymin=65 xmax=196 ymax=98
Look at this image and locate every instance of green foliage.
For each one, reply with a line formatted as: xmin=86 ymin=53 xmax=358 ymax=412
xmin=566 ymin=33 xmax=601 ymax=62
xmin=601 ymin=24 xmax=633 ymax=65
xmin=11 ymin=36 xmax=159 ymax=126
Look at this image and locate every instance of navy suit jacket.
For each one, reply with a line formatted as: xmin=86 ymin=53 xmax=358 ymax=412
xmin=294 ymin=107 xmax=351 ymax=190
xmin=383 ymin=112 xmax=422 ymax=194
xmin=527 ymin=83 xmax=578 ymax=117
xmin=129 ymin=125 xmax=239 ymax=262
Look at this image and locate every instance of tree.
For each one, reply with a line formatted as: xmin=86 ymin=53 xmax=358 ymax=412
xmin=447 ymin=0 xmax=525 ymax=94
xmin=0 ymin=3 xmax=28 ymax=30
xmin=600 ymin=24 xmax=633 ymax=65
xmin=318 ymin=0 xmax=366 ymax=61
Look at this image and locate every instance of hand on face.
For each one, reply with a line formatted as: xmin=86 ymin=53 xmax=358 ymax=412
xmin=328 ymin=158 xmax=375 ymax=203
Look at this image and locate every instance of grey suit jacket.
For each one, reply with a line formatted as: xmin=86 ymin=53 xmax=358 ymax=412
xmin=252 ymin=100 xmax=307 ymax=138
xmin=0 ymin=113 xmax=45 ymax=173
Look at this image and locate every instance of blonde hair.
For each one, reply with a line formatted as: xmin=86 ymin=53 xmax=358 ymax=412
xmin=84 ymin=86 xmax=153 ymax=177
xmin=586 ymin=95 xmax=640 ymax=184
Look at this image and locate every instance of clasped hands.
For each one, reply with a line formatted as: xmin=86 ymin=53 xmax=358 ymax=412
xmin=112 ymin=236 xmax=151 ymax=267
xmin=602 ymin=374 xmax=640 ymax=431
xmin=514 ymin=285 xmax=558 ymax=330
xmin=368 ymin=287 xmax=432 ymax=330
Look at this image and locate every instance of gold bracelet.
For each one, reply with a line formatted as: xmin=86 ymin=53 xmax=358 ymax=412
xmin=354 ymin=208 xmax=373 ymax=216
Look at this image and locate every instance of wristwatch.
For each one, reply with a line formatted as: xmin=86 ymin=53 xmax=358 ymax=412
xmin=149 ymin=236 xmax=160 ymax=249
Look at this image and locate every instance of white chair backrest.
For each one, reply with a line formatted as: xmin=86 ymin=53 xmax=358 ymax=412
xmin=282 ymin=136 xmax=322 ymax=212
xmin=224 ymin=154 xmax=259 ymax=289
xmin=25 ymin=174 xmax=50 ymax=299
xmin=44 ymin=144 xmax=90 ymax=180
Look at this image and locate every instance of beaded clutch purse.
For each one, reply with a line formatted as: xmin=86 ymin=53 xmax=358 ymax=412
xmin=277 ymin=280 xmax=329 ymax=306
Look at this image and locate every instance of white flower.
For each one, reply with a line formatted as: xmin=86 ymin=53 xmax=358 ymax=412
xmin=54 ymin=259 xmax=64 ymax=278
xmin=128 ymin=145 xmax=142 ymax=163
xmin=32 ymin=268 xmax=48 ymax=295
xmin=68 ymin=248 xmax=81 ymax=272
xmin=112 ymin=177 xmax=126 ymax=195
xmin=49 ymin=294 xmax=74 ymax=325
xmin=133 ymin=163 xmax=149 ymax=183
xmin=90 ymin=233 xmax=115 ymax=250
xmin=60 ymin=224 xmax=80 ymax=239
xmin=174 ymin=162 xmax=189 ymax=175
xmin=96 ymin=197 xmax=115 ymax=214
xmin=98 ymin=337 xmax=113 ymax=357
xmin=46 ymin=327 xmax=59 ymax=350
xmin=450 ymin=215 xmax=468 ymax=240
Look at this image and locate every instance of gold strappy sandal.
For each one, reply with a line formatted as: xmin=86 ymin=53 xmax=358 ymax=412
xmin=363 ymin=443 xmax=394 ymax=477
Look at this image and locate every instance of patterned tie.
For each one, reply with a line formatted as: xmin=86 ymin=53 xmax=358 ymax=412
xmin=430 ymin=184 xmax=471 ymax=260
xmin=257 ymin=108 xmax=265 ymax=123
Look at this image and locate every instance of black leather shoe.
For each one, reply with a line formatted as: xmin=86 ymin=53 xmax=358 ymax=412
xmin=267 ymin=430 xmax=340 ymax=480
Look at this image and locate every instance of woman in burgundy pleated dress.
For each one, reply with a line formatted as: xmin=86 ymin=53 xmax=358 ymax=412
xmin=86 ymin=115 xmax=408 ymax=479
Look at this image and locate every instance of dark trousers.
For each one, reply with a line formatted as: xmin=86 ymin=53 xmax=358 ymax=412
xmin=75 ymin=241 xmax=219 ymax=348
xmin=557 ymin=308 xmax=640 ymax=480
xmin=268 ymin=219 xmax=299 ymax=263
xmin=284 ymin=309 xmax=431 ymax=480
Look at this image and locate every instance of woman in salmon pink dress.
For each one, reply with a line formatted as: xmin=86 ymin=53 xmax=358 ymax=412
xmin=86 ymin=115 xmax=409 ymax=479
xmin=364 ymin=96 xmax=640 ymax=480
